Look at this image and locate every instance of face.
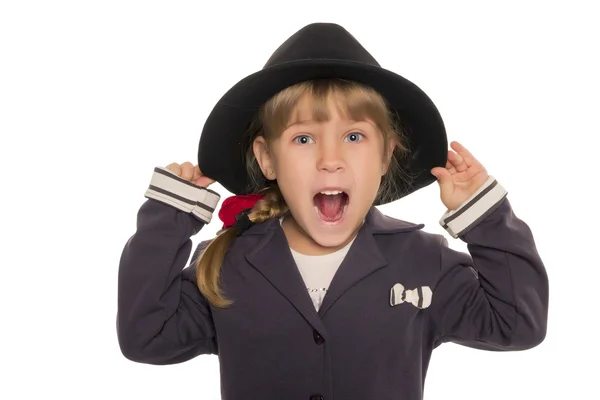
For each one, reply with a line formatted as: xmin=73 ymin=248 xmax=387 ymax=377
xmin=253 ymin=92 xmax=393 ymax=255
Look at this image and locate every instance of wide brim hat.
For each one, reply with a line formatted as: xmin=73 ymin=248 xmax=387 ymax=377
xmin=198 ymin=22 xmax=447 ymax=205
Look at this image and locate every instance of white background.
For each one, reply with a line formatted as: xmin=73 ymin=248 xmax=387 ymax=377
xmin=1 ymin=1 xmax=598 ymax=399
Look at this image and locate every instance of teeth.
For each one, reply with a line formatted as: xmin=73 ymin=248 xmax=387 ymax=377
xmin=320 ymin=190 xmax=343 ymax=195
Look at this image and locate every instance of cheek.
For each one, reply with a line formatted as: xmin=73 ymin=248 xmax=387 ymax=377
xmin=353 ymin=147 xmax=384 ymax=178
xmin=356 ymin=165 xmax=383 ymax=198
xmin=276 ymin=151 xmax=310 ymax=178
xmin=273 ymin=152 xmax=313 ymax=197
xmin=346 ymin=148 xmax=384 ymax=205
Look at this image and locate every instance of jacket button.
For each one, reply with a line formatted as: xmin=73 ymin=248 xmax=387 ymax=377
xmin=309 ymin=396 xmax=324 ymax=400
xmin=313 ymin=330 xmax=325 ymax=345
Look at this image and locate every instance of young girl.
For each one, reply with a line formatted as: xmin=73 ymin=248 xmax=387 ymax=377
xmin=117 ymin=23 xmax=548 ymax=400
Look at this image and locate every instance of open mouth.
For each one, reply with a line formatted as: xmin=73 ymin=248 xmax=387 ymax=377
xmin=313 ymin=190 xmax=349 ymax=223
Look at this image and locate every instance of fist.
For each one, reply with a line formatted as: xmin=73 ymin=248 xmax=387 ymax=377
xmin=165 ymin=161 xmax=215 ymax=188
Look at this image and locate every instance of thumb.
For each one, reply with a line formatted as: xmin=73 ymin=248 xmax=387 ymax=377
xmin=193 ymin=176 xmax=216 ymax=188
xmin=431 ymin=168 xmax=454 ymax=191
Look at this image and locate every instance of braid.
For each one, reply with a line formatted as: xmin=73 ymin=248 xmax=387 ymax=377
xmin=195 ymin=184 xmax=288 ymax=309
xmin=249 ymin=185 xmax=289 ymax=223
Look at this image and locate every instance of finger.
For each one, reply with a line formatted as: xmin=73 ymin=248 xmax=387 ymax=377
xmin=194 ymin=166 xmax=216 ymax=186
xmin=445 ymin=158 xmax=457 ymax=174
xmin=197 ymin=166 xmax=212 ymax=181
xmin=165 ymin=162 xmax=182 ymax=177
xmin=180 ymin=161 xmax=194 ymax=181
xmin=431 ymin=167 xmax=455 ymax=194
xmin=192 ymin=164 xmax=201 ymax=181
xmin=450 ymin=141 xmax=478 ymax=168
xmin=448 ymin=150 xmax=468 ymax=172
xmin=194 ymin=176 xmax=216 ymax=187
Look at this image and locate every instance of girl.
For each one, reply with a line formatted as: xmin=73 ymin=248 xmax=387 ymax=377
xmin=117 ymin=23 xmax=548 ymax=400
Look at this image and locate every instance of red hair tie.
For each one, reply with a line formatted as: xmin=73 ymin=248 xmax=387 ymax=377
xmin=218 ymin=194 xmax=264 ymax=231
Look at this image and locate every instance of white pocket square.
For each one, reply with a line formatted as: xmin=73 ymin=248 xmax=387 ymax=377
xmin=390 ymin=283 xmax=432 ymax=309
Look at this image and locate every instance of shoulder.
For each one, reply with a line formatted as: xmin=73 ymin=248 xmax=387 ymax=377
xmin=368 ymin=207 xmax=443 ymax=246
xmin=192 ymin=239 xmax=214 ymax=259
xmin=366 ymin=206 xmax=425 ymax=234
xmin=367 ymin=207 xmax=443 ymax=252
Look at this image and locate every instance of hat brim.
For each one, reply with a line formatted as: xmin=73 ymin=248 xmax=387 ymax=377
xmin=198 ymin=59 xmax=447 ymax=204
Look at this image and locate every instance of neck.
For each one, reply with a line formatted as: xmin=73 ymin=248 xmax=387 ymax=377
xmin=280 ymin=213 xmax=361 ymax=256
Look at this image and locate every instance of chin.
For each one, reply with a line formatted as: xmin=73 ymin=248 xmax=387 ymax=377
xmin=307 ymin=231 xmax=351 ymax=248
xmin=302 ymin=203 xmax=362 ymax=248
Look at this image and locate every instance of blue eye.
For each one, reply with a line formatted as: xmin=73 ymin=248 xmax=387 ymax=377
xmin=345 ymin=132 xmax=364 ymax=142
xmin=294 ymin=135 xmax=314 ymax=144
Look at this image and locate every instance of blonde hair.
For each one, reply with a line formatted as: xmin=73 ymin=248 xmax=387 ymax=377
xmin=196 ymin=78 xmax=413 ymax=308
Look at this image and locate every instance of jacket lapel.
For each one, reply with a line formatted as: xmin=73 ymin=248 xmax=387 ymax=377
xmin=244 ymin=207 xmax=425 ymax=332
xmin=245 ymin=219 xmax=327 ymax=334
xmin=316 ymin=220 xmax=386 ymax=317
xmin=318 ymin=207 xmax=425 ymax=317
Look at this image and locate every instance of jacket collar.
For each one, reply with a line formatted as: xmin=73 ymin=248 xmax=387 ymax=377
xmin=364 ymin=206 xmax=425 ymax=234
xmin=243 ymin=206 xmax=424 ymax=236
xmin=243 ymin=207 xmax=423 ymax=336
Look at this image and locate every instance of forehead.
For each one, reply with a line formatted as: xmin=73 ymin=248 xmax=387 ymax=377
xmin=266 ymin=85 xmax=387 ymax=140
xmin=288 ymin=91 xmax=359 ymax=125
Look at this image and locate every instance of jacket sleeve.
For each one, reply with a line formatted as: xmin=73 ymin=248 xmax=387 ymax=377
xmin=116 ymin=166 xmax=221 ymax=364
xmin=429 ymin=176 xmax=549 ymax=351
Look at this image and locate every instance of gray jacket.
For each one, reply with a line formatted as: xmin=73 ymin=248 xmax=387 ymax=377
xmin=117 ymin=167 xmax=548 ymax=400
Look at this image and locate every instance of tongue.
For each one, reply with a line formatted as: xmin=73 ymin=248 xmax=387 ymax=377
xmin=314 ymin=193 xmax=345 ymax=219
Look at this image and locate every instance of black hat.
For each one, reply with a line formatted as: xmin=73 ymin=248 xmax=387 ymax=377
xmin=198 ymin=22 xmax=447 ymax=204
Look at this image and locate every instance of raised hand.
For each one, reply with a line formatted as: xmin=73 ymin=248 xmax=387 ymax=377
xmin=430 ymin=141 xmax=489 ymax=211
xmin=165 ymin=161 xmax=216 ymax=188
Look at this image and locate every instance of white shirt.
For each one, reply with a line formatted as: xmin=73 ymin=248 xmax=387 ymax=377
xmin=280 ymin=216 xmax=357 ymax=311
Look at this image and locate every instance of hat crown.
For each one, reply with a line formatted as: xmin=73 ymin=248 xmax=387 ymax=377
xmin=264 ymin=23 xmax=380 ymax=68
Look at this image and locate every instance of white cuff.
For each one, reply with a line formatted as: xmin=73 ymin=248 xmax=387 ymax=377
xmin=439 ymin=175 xmax=508 ymax=238
xmin=144 ymin=166 xmax=221 ymax=224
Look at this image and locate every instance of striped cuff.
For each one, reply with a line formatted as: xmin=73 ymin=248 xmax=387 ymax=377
xmin=439 ymin=175 xmax=508 ymax=238
xmin=144 ymin=166 xmax=221 ymax=224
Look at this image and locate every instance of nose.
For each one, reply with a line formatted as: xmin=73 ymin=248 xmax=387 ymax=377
xmin=317 ymin=141 xmax=345 ymax=173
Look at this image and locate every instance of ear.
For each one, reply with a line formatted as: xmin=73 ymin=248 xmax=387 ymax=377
xmin=381 ymin=139 xmax=396 ymax=176
xmin=253 ymin=136 xmax=277 ymax=180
